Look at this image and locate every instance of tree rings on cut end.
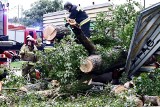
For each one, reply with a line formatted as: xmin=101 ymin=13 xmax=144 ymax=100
xmin=80 ymin=55 xmax=102 ymax=73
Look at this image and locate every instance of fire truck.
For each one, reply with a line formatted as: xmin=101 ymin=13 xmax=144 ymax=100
xmin=0 ymin=1 xmax=43 ymax=65
xmin=8 ymin=24 xmax=43 ymax=45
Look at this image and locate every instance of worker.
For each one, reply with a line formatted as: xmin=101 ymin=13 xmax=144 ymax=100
xmin=64 ymin=1 xmax=91 ymax=38
xmin=20 ymin=36 xmax=38 ymax=82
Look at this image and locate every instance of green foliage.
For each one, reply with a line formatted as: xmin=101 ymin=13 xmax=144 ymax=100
xmin=92 ymin=1 xmax=142 ymax=49
xmin=10 ymin=61 xmax=23 ymax=68
xmin=36 ymin=35 xmax=87 ymax=86
xmin=22 ymin=0 xmax=63 ymax=27
xmin=4 ymin=73 xmax=27 ymax=88
xmin=96 ymin=45 xmax=126 ymax=73
xmin=91 ymin=13 xmax=120 ymax=48
xmin=133 ymin=69 xmax=160 ymax=96
xmin=0 ymin=84 xmax=137 ymax=107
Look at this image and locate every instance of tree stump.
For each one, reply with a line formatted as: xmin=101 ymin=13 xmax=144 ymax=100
xmin=126 ymin=96 xmax=143 ymax=107
xmin=111 ymin=85 xmax=128 ymax=94
xmin=143 ymin=95 xmax=160 ymax=106
xmin=80 ymin=55 xmax=102 ymax=73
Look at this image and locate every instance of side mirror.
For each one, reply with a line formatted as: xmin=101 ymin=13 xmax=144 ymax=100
xmin=6 ymin=3 xmax=9 ymax=7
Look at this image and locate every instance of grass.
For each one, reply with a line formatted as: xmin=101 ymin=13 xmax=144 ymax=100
xmin=10 ymin=61 xmax=23 ymax=68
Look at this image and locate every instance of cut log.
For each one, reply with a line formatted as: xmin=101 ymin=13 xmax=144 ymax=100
xmin=56 ymin=26 xmax=71 ymax=36
xmin=43 ymin=25 xmax=57 ymax=41
xmin=124 ymin=81 xmax=134 ymax=89
xmin=48 ymin=80 xmax=60 ymax=89
xmin=43 ymin=25 xmax=71 ymax=41
xmin=143 ymin=95 xmax=160 ymax=106
xmin=126 ymin=96 xmax=143 ymax=107
xmin=0 ymin=81 xmax=2 ymax=92
xmin=80 ymin=55 xmax=102 ymax=73
xmin=111 ymin=85 xmax=128 ymax=94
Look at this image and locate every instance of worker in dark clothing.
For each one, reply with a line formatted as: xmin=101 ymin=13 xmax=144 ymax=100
xmin=64 ymin=2 xmax=91 ymax=38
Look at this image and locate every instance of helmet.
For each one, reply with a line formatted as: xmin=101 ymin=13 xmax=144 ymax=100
xmin=64 ymin=1 xmax=73 ymax=10
xmin=26 ymin=35 xmax=32 ymax=39
xmin=27 ymin=37 xmax=35 ymax=42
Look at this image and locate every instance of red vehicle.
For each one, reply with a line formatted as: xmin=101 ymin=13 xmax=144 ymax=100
xmin=0 ymin=1 xmax=12 ymax=66
xmin=8 ymin=25 xmax=43 ymax=44
xmin=0 ymin=1 xmax=43 ymax=65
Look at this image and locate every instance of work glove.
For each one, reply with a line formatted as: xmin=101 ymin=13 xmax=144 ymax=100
xmin=65 ymin=23 xmax=70 ymax=27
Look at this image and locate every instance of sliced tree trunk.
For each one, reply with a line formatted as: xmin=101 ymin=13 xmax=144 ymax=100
xmin=126 ymin=95 xmax=143 ymax=107
xmin=43 ymin=25 xmax=71 ymax=41
xmin=111 ymin=85 xmax=128 ymax=94
xmin=80 ymin=48 xmax=127 ymax=75
xmin=142 ymin=95 xmax=160 ymax=106
xmin=0 ymin=81 xmax=2 ymax=92
xmin=80 ymin=55 xmax=102 ymax=73
xmin=124 ymin=81 xmax=134 ymax=89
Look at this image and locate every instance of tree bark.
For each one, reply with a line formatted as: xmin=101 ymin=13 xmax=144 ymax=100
xmin=126 ymin=95 xmax=143 ymax=107
xmin=71 ymin=26 xmax=96 ymax=55
xmin=56 ymin=26 xmax=71 ymax=36
xmin=111 ymin=85 xmax=128 ymax=94
xmin=142 ymin=95 xmax=160 ymax=106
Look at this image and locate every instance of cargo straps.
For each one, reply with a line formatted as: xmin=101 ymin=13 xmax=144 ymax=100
xmin=79 ymin=17 xmax=90 ymax=26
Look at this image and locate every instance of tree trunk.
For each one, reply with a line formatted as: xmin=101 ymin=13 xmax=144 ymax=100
xmin=71 ymin=26 xmax=96 ymax=55
xmin=111 ymin=85 xmax=128 ymax=94
xmin=80 ymin=55 xmax=102 ymax=73
xmin=142 ymin=95 xmax=160 ymax=106
xmin=126 ymin=95 xmax=143 ymax=107
xmin=80 ymin=48 xmax=127 ymax=75
xmin=43 ymin=25 xmax=71 ymax=41
xmin=56 ymin=26 xmax=71 ymax=36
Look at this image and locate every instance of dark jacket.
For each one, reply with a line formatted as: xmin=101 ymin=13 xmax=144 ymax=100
xmin=69 ymin=5 xmax=88 ymax=24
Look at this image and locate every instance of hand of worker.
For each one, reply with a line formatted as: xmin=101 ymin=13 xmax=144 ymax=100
xmin=66 ymin=18 xmax=76 ymax=26
xmin=65 ymin=23 xmax=70 ymax=27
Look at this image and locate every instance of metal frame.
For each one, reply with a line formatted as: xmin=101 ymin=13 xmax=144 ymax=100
xmin=125 ymin=2 xmax=160 ymax=77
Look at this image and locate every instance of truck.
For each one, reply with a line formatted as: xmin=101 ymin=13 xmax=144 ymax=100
xmin=0 ymin=1 xmax=43 ymax=65
xmin=8 ymin=24 xmax=43 ymax=45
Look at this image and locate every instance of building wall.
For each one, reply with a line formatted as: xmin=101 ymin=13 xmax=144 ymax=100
xmin=43 ymin=3 xmax=113 ymax=27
